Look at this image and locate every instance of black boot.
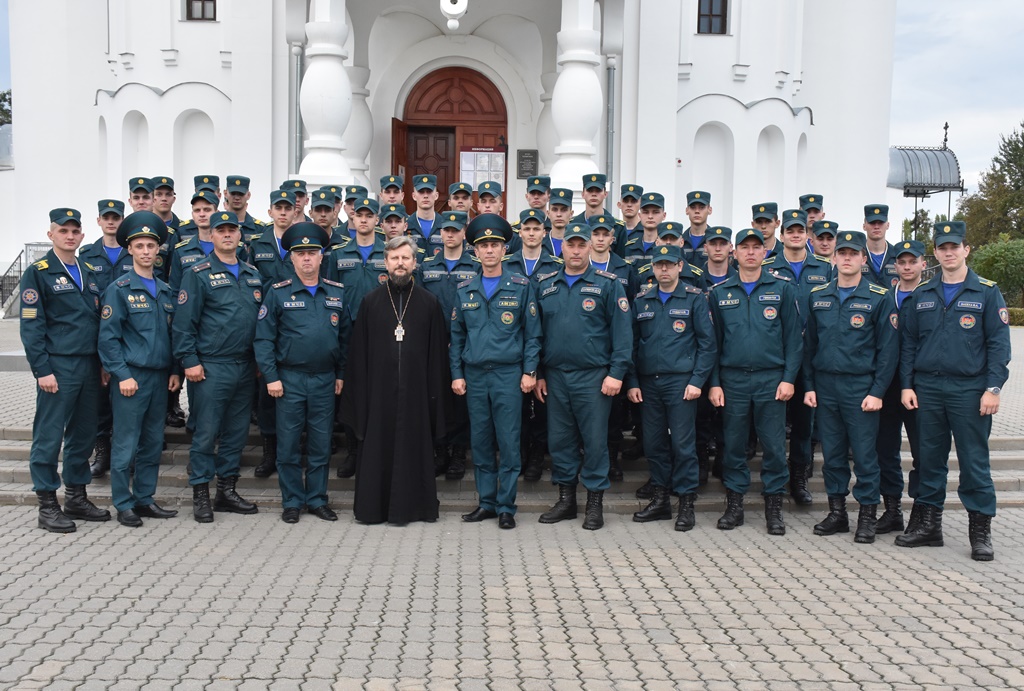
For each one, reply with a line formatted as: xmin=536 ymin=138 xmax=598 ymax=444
xmin=36 ymin=491 xmax=76 ymax=533
xmin=697 ymin=445 xmax=710 ymax=487
xmin=192 ymin=483 xmax=214 ymax=523
xmin=717 ymin=490 xmax=744 ymax=530
xmin=621 ymin=436 xmax=644 ymax=461
xmin=813 ymin=495 xmax=849 ymax=536
xmin=675 ymin=493 xmax=696 ymax=532
xmin=522 ymin=442 xmax=544 ymax=482
xmin=633 ymin=485 xmax=672 ymax=522
xmin=433 ymin=444 xmax=450 ymax=477
xmin=582 ymin=490 xmax=604 ymax=530
xmin=854 ymin=503 xmax=877 ymax=544
xmin=90 ymin=437 xmax=111 ymax=478
xmin=337 ymin=435 xmax=358 ymax=478
xmin=904 ymin=501 xmax=923 ymax=535
xmin=789 ymin=463 xmax=812 ymax=505
xmin=765 ymin=494 xmax=785 ymax=535
xmin=254 ymin=435 xmax=277 ymax=478
xmin=875 ymin=495 xmax=904 ymax=534
xmin=446 ymin=445 xmax=467 ymax=481
xmin=214 ymin=476 xmax=258 ymax=514
xmin=968 ymin=512 xmax=994 ymax=561
xmin=62 ymin=485 xmax=111 ymax=522
xmin=607 ymin=442 xmax=623 ymax=482
xmin=635 ymin=478 xmax=654 ymax=500
xmin=538 ymin=484 xmax=577 ymax=524
xmin=894 ymin=504 xmax=943 ymax=548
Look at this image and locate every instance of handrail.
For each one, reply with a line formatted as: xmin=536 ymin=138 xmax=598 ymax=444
xmin=0 ymin=251 xmax=24 ymax=307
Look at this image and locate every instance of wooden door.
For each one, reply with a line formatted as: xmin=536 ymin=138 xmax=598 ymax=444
xmin=391 ymin=117 xmax=409 ymax=183
xmin=407 ymin=127 xmax=456 ymax=212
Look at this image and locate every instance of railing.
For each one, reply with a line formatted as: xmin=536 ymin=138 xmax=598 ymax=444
xmin=0 ymin=251 xmax=24 ymax=311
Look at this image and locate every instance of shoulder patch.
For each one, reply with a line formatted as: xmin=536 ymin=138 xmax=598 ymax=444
xmin=690 ymin=265 xmax=704 ymax=275
xmin=322 ymin=278 xmax=343 ymax=288
xmin=82 ymin=262 xmax=97 ymax=271
xmin=594 ymin=269 xmax=617 ymax=280
xmin=762 ymin=256 xmax=777 ymax=265
xmin=810 ymin=283 xmax=830 ymax=293
xmin=191 ymin=261 xmax=211 ymax=273
xmin=178 ymin=219 xmax=190 ymax=226
xmin=869 ymin=283 xmax=889 ymax=295
xmin=33 ymin=259 xmax=49 ymax=270
xmin=916 ymin=279 xmax=933 ymax=290
xmin=272 ymin=279 xmax=293 ymax=289
xmin=457 ymin=278 xmax=474 ymax=289
xmin=511 ymin=275 xmax=529 ymax=285
xmin=469 ymin=255 xmax=482 ymax=263
xmin=978 ymin=277 xmax=997 ymax=287
xmin=813 ymin=254 xmax=830 ymax=263
xmin=552 ymin=256 xmax=564 ymax=264
xmin=254 ymin=218 xmax=266 ymax=226
xmin=249 ymin=233 xmax=263 ymax=242
xmin=637 ymin=265 xmax=651 ymax=274
xmin=175 ymin=239 xmax=192 ymax=249
xmin=422 ymin=254 xmax=438 ymax=263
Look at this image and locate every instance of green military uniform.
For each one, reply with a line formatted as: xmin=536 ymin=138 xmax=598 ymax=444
xmin=536 ymin=222 xmax=632 ymax=523
xmin=255 ymin=224 xmax=352 ymax=521
xmin=324 ymin=236 xmax=389 ymax=322
xmin=803 ymin=231 xmax=898 ymax=541
xmin=172 ymin=240 xmax=263 ymax=521
xmin=626 ymin=245 xmax=717 ymax=528
xmin=97 ymin=212 xmax=179 ymax=520
xmin=623 ymin=192 xmax=668 ymax=266
xmin=708 ymin=229 xmax=803 ymax=533
xmin=863 ymin=205 xmax=899 ymax=288
xmin=897 ymin=221 xmax=1011 ymax=559
xmin=450 ymin=215 xmax=542 ymax=522
xmin=636 ymin=221 xmax=709 ymax=290
xmin=680 ymin=190 xmax=713 ymax=269
xmin=573 ymin=174 xmax=628 ymax=258
xmin=21 ymin=208 xmax=109 ymax=531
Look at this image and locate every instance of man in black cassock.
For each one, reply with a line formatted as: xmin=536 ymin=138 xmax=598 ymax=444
xmin=342 ymin=235 xmax=449 ymax=524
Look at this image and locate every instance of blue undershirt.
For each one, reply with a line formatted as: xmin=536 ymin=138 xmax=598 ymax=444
xmin=689 ymin=235 xmax=701 ymax=249
xmin=357 ymin=244 xmax=373 ymax=263
xmin=199 ymin=240 xmax=214 ymax=256
xmin=741 ymin=280 xmax=758 ymax=296
xmin=222 ymin=262 xmax=239 ymax=280
xmin=275 ymin=236 xmax=287 ymax=259
xmin=566 ymin=273 xmax=582 ymax=288
xmin=445 ymin=258 xmax=459 ymax=273
xmin=139 ymin=277 xmax=157 ymax=298
xmin=64 ymin=262 xmax=83 ymax=290
xmin=551 ymin=238 xmax=563 ymax=257
xmin=103 ymin=245 xmax=121 ymax=266
xmin=838 ymin=286 xmax=855 ymax=304
xmin=591 ymin=260 xmax=609 ymax=272
xmin=418 ymin=217 xmax=434 ymax=238
xmin=481 ymin=275 xmax=500 ymax=299
xmin=642 ymin=241 xmax=655 ymax=255
xmin=869 ymin=251 xmax=886 ymax=274
xmin=789 ymin=259 xmax=804 ymax=281
xmin=896 ymin=289 xmax=913 ymax=310
xmin=306 ymin=284 xmax=318 ymax=297
xmin=658 ymin=289 xmax=672 ymax=304
xmin=523 ymin=258 xmax=538 ymax=276
xmin=943 ymin=281 xmax=963 ymax=307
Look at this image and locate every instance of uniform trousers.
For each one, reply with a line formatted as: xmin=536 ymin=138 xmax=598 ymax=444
xmin=816 ymin=373 xmax=881 ymax=505
xmin=546 ymin=367 xmax=612 ymax=492
xmin=110 ymin=367 xmax=168 ymax=511
xmin=188 ymin=359 xmax=255 ymax=485
xmin=29 ymin=354 xmax=99 ymax=492
xmin=720 ymin=368 xmax=788 ymax=496
xmin=276 ymin=368 xmax=334 ymax=510
xmin=640 ymin=373 xmax=699 ymax=495
xmin=465 ymin=364 xmax=522 ymax=515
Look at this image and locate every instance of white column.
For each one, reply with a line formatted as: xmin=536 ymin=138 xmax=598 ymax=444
xmin=549 ymin=0 xmax=604 ymax=197
xmin=298 ymin=0 xmax=353 ymax=183
xmin=536 ymin=72 xmax=558 ymax=173
xmin=343 ymin=65 xmax=372 ymax=188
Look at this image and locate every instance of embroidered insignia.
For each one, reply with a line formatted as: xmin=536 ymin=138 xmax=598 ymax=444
xmin=763 ymin=306 xmax=778 ymax=320
xmin=451 ymin=307 xmax=457 ymax=321
xmin=177 ymin=290 xmax=188 ymax=305
xmin=101 ymin=305 xmax=112 ymax=319
xmin=529 ymin=302 xmax=537 ymax=316
xmin=330 ymin=312 xmax=339 ymax=326
xmin=672 ymin=320 xmax=686 ymax=333
xmin=378 ymin=274 xmax=388 ymax=284
xmin=890 ymin=313 xmax=898 ymax=329
xmin=21 ymin=289 xmax=38 ymax=305
xmin=618 ymin=297 xmax=629 ymax=313
xmin=258 ymin=305 xmax=268 ymax=320
xmin=500 ymin=311 xmax=514 ymax=325
xmin=850 ymin=314 xmax=865 ymax=329
xmin=959 ymin=314 xmax=976 ymax=329
xmin=582 ymin=298 xmax=597 ymax=312
xmin=253 ymin=289 xmax=261 ymax=302
xmin=1000 ymin=307 xmax=1009 ymax=325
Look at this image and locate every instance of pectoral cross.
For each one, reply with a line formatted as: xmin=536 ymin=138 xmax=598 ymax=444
xmin=395 ymin=324 xmax=405 ymax=342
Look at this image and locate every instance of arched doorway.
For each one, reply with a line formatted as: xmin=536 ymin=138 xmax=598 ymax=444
xmin=393 ymin=67 xmax=508 ymax=212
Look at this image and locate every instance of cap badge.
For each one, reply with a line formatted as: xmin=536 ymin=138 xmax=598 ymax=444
xmin=529 ymin=211 xmax=535 ymax=216
xmin=809 ymin=196 xmax=815 ymax=202
xmin=694 ymin=193 xmax=701 ymax=199
xmin=598 ymin=217 xmax=605 ymax=223
xmin=294 ymin=182 xmax=301 ymax=187
xmin=845 ymin=233 xmax=852 ymax=240
xmin=760 ymin=206 xmax=765 ymax=212
xmin=422 ymin=177 xmax=429 ymax=183
xmin=137 ymin=178 xmax=145 ymax=184
xmin=715 ymin=229 xmax=722 ymax=235
xmin=108 ymin=201 xmax=115 ymax=208
xmin=203 ymin=177 xmax=209 ymax=183
xmin=235 ymin=179 xmax=241 ymax=185
xmin=280 ymin=192 xmax=287 ymax=197
xmin=591 ymin=176 xmax=597 ymax=182
xmin=904 ymin=242 xmax=910 ymax=248
xmin=161 ymin=178 xmax=167 ymax=183
xmin=792 ymin=212 xmax=798 ymax=218
xmin=302 ymin=237 xmax=309 ymax=244
xmin=944 ymin=226 xmax=951 ymax=233
xmin=648 ymin=195 xmax=654 ymax=200
xmin=221 ymin=214 xmax=229 ymax=220
xmin=484 ymin=183 xmax=491 ymax=189
xmin=363 ymin=200 xmax=369 ymax=205
xmin=660 ymin=247 xmax=668 ymax=254
xmin=666 ymin=223 xmax=673 ymax=230
xmin=484 ymin=229 xmax=492 ymax=236
xmin=459 ymin=184 xmax=465 ymax=189
xmin=389 ymin=206 xmax=396 ymax=211
xmin=450 ymin=214 xmax=456 ymax=220
xmin=559 ymin=191 xmax=565 ymax=197
xmin=533 ymin=179 xmax=539 ymax=184
xmin=628 ymin=186 xmax=634 ymax=191
xmin=874 ymin=208 xmax=880 ymax=214
xmin=389 ymin=177 xmax=395 ymax=182
xmin=319 ymin=193 xmax=326 ymax=199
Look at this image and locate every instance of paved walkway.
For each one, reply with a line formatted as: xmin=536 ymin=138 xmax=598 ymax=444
xmin=1 ymin=322 xmax=1023 ymax=688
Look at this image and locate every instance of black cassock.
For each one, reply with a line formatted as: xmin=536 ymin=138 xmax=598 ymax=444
xmin=342 ymin=279 xmax=448 ymax=524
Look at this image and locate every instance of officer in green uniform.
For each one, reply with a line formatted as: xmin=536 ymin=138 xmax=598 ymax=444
xmin=535 ymin=222 xmax=632 ymax=530
xmin=379 ymin=204 xmax=409 ymax=241
xmin=379 ymin=174 xmax=405 ymax=206
xmin=764 ymin=208 xmax=833 ymax=504
xmin=799 ymin=193 xmax=826 ymax=231
xmin=310 ymin=189 xmax=340 ymax=242
xmin=223 ymin=176 xmax=265 ymax=246
xmin=338 ymin=185 xmax=369 ymax=238
xmin=896 ymin=221 xmax=1011 ymax=561
xmin=703 ymin=226 xmax=737 ymax=286
xmin=574 ymin=174 xmax=628 ymax=258
xmin=128 ymin=177 xmax=155 ymax=213
xmin=20 ymin=208 xmax=110 ymax=532
xmin=546 ymin=188 xmax=574 ymax=258
xmin=98 ymin=211 xmax=182 ymax=527
xmin=624 ymin=192 xmax=665 ymax=265
xmin=618 ymin=184 xmax=643 ymax=241
xmin=407 ymin=175 xmax=442 ymax=252
xmin=194 ymin=174 xmax=220 ymax=195
xmin=173 ymin=210 xmax=263 ymax=523
xmin=450 ymin=214 xmax=541 ymax=530
xmin=419 ymin=211 xmax=478 ymax=478
xmin=708 ymin=228 xmax=802 ymax=535
xmin=448 ymin=181 xmax=475 ymax=212
xmin=811 ymin=220 xmax=838 ymax=262
xmin=626 ymin=245 xmax=717 ymax=531
xmin=680 ymin=190 xmax=713 ymax=269
xmin=751 ymin=202 xmax=781 ymax=259
xmin=279 ymin=179 xmax=311 ymax=222
xmin=81 ymin=199 xmax=132 ymax=478
xmin=255 ymin=223 xmax=352 ymax=524
xmin=324 ymin=197 xmax=389 ymax=478
xmin=803 ymin=230 xmax=898 ymax=543
xmin=168 ymin=189 xmax=221 ymax=292
xmin=636 ymin=221 xmax=708 ymax=291
xmin=152 ymin=176 xmax=180 ymax=227
xmin=862 ymin=204 xmax=899 ymax=288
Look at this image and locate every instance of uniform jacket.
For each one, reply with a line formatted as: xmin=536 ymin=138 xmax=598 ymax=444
xmin=78 ymin=238 xmax=133 ymax=292
xmin=418 ymin=251 xmax=480 ymax=332
xmin=98 ymin=270 xmax=178 ymax=380
xmin=323 ymin=235 xmax=389 ymax=322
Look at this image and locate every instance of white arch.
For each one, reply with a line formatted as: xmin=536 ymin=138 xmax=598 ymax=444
xmin=173 ymin=110 xmax=217 ymax=195
xmin=756 ymin=125 xmax=785 ymax=204
xmin=121 ymin=111 xmax=149 ymax=183
xmin=689 ymin=122 xmax=735 ymax=225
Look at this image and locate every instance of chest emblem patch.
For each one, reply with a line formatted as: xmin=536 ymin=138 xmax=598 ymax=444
xmin=960 ymin=314 xmax=976 ymax=330
xmin=330 ymin=312 xmax=339 ymax=326
xmin=582 ymin=298 xmax=596 ymax=312
xmin=850 ymin=314 xmax=865 ymax=329
xmin=672 ymin=319 xmax=686 ymax=333
xmin=500 ymin=311 xmax=514 ymax=325
xmin=763 ymin=306 xmax=778 ymax=321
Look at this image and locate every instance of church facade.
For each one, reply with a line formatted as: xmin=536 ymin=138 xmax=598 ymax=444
xmin=6 ymin=0 xmax=897 ymax=259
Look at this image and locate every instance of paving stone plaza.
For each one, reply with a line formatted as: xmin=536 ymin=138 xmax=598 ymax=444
xmin=0 ymin=322 xmax=1022 ymax=689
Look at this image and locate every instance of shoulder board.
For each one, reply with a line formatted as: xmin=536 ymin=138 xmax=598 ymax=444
xmin=868 ymin=283 xmax=889 ymax=295
xmin=416 ymin=248 xmax=426 ymax=254
xmin=810 ymin=283 xmax=830 ymax=293
xmin=594 ymin=269 xmax=617 ymax=280
xmin=115 ymin=276 xmax=131 ymax=287
xmin=511 ymin=275 xmax=529 ymax=285
xmin=537 ymin=271 xmax=560 ymax=282
xmin=82 ymin=262 xmax=97 ymax=271
xmin=690 ymin=265 xmax=704 ymax=275
xmin=813 ymin=254 xmax=830 ymax=263
xmin=254 ymin=218 xmax=265 ymax=226
xmin=178 ymin=219 xmax=190 ymax=226
xmin=635 ymin=284 xmax=654 ymax=299
xmin=191 ymin=261 xmax=211 ymax=273
xmin=422 ymin=254 xmax=438 ymax=262
xmin=500 ymin=255 xmax=512 ymax=262
xmin=915 ymin=279 xmax=932 ymax=291
xmin=469 ymin=255 xmax=482 ymax=263
xmin=511 ymin=220 xmax=521 ymax=229
xmin=272 ymin=279 xmax=293 ymax=289
xmin=329 ymin=240 xmax=349 ymax=251
xmin=457 ymin=278 xmax=474 ymax=288
xmin=761 ymin=256 xmax=777 ymax=265
xmin=685 ymin=285 xmax=703 ymax=294
xmin=637 ymin=264 xmax=651 ymax=274
xmin=551 ymin=256 xmax=564 ymax=264
xmin=769 ymin=270 xmax=791 ymax=281
xmin=322 ymin=278 xmax=343 ymax=288
xmin=175 ymin=239 xmax=191 ymax=249
xmin=978 ymin=277 xmax=997 ymax=287
xmin=242 ymin=261 xmax=256 ymax=271
xmin=250 ymin=233 xmax=263 ymax=242
xmin=33 ymin=259 xmax=49 ymax=270
xmin=625 ymin=238 xmax=638 ymax=246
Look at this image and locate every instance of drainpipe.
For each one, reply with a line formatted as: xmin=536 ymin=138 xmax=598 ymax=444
xmin=605 ymin=55 xmax=617 ymax=194
xmin=292 ymin=43 xmax=304 ymax=174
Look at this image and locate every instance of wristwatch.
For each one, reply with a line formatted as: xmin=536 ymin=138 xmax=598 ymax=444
xmin=986 ymin=387 xmax=1001 ymax=395
xmin=525 ymin=371 xmax=537 ymax=378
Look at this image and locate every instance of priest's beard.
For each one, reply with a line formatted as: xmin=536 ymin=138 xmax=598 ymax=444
xmin=389 ymin=271 xmax=413 ymax=288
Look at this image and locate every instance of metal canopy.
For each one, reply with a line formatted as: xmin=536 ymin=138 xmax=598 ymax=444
xmin=887 ymin=145 xmax=965 ymax=199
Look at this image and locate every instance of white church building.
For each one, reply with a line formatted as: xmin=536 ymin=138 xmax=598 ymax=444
xmin=3 ymin=0 xmax=898 ymax=262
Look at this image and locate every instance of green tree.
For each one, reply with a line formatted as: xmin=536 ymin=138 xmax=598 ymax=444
xmin=901 ymin=208 xmax=930 ymax=242
xmin=0 ymin=90 xmax=10 ymax=125
xmin=969 ymin=237 xmax=1024 ymax=307
xmin=958 ymin=120 xmax=1024 ymax=247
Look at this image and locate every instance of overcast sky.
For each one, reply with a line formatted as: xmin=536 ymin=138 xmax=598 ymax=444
xmin=0 ymin=1 xmax=1020 ymax=223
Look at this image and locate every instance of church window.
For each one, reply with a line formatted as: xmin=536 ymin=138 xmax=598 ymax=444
xmin=187 ymin=0 xmax=216 ymax=21
xmin=697 ymin=0 xmax=728 ymax=34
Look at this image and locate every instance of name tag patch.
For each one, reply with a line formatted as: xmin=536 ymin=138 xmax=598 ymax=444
xmin=957 ymin=300 xmax=983 ymax=310
xmin=850 ymin=303 xmax=872 ymax=311
xmin=668 ymin=308 xmax=690 ymax=317
xmin=718 ymin=299 xmax=739 ymax=307
xmin=813 ymin=300 xmax=833 ymax=309
xmin=283 ymin=301 xmax=305 ymax=309
xmin=209 ymin=279 xmax=231 ymax=287
xmin=254 ymin=253 xmax=275 ymax=261
xmin=497 ymin=300 xmax=519 ymax=308
xmin=579 ymin=286 xmax=602 ymax=295
xmin=758 ymin=294 xmax=780 ymax=302
xmin=637 ymin=312 xmax=654 ymax=320
xmin=917 ymin=301 xmax=936 ymax=310
xmin=542 ymin=286 xmax=558 ymax=297
xmin=337 ymin=259 xmax=357 ymax=270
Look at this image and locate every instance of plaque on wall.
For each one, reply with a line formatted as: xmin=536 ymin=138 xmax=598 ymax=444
xmin=517 ymin=150 xmax=539 ymax=179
